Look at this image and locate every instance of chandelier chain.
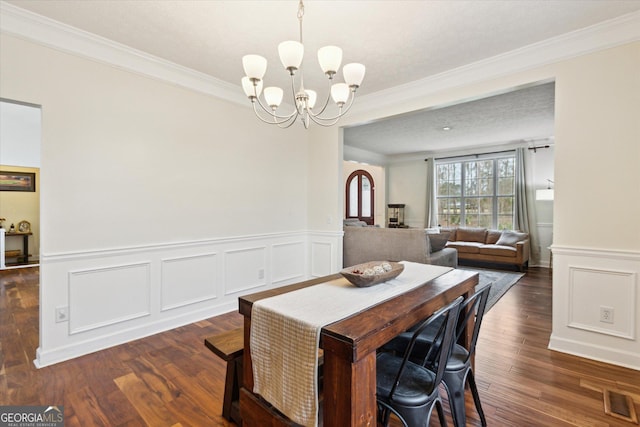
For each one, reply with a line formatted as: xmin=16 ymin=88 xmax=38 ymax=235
xmin=298 ymin=0 xmax=305 ymax=44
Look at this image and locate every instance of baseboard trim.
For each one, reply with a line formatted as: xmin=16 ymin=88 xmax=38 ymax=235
xmin=549 ymin=334 xmax=640 ymax=372
xmin=34 ymin=300 xmax=237 ymax=368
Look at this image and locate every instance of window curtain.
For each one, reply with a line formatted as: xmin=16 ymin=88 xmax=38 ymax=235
xmin=515 ymin=147 xmax=541 ymax=264
xmin=425 ymin=157 xmax=438 ymax=228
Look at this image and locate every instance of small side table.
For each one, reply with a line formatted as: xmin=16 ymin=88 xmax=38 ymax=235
xmin=4 ymin=231 xmax=33 ymax=265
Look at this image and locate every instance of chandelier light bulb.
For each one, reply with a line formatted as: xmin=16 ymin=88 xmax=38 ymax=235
xmin=242 ymin=77 xmax=263 ymax=98
xmin=343 ymin=63 xmax=366 ymax=89
xmin=242 ymin=55 xmax=268 ymax=81
xmin=264 ymin=87 xmax=284 ymax=109
xmin=331 ymin=83 xmax=350 ymax=106
xmin=318 ymin=46 xmax=343 ymax=77
xmin=278 ymin=41 xmax=304 ymax=74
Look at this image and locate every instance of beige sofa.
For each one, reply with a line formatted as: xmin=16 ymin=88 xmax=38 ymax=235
xmin=441 ymin=227 xmax=530 ymax=271
xmin=343 ymin=226 xmax=458 ymax=268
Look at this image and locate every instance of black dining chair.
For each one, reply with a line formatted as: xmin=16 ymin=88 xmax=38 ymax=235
xmin=376 ymin=297 xmax=463 ymax=427
xmin=386 ymin=284 xmax=492 ymax=427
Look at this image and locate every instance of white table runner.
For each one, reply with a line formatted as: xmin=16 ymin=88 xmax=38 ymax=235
xmin=250 ymin=261 xmax=452 ymax=427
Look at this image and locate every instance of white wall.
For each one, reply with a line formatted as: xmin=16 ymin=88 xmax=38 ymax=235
xmin=386 ymin=160 xmax=428 ymax=228
xmin=0 ymin=33 xmax=343 ymax=367
xmin=0 ymin=100 xmax=41 ymax=168
xmin=529 ymin=145 xmax=554 ymax=267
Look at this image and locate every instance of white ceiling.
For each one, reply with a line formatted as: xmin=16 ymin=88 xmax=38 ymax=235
xmin=344 ymin=81 xmax=556 ymax=157
xmin=4 ymin=0 xmax=640 ymax=156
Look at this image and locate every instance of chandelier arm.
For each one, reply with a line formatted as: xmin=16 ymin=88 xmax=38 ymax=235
xmin=308 ymin=91 xmax=357 ymax=122
xmin=307 ymin=112 xmax=343 ymax=127
xmin=252 ymin=102 xmax=300 ymax=126
xmin=253 ymin=94 xmax=300 ymax=121
xmin=309 ymin=82 xmax=333 ymax=116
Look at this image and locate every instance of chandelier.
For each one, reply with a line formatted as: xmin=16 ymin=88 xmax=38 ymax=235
xmin=241 ymin=0 xmax=365 ymax=128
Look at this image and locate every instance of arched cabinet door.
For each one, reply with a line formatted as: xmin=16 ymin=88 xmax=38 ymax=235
xmin=346 ymin=170 xmax=374 ymax=225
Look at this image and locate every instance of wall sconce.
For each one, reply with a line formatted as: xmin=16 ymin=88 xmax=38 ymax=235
xmin=536 ymin=179 xmax=554 ymax=201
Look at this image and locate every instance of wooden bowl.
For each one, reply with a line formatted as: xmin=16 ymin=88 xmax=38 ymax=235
xmin=340 ymin=261 xmax=405 ymax=287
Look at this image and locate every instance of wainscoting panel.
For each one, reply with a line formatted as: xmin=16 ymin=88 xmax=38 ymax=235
xmin=549 ymin=246 xmax=640 ymax=370
xmin=568 ymin=266 xmax=636 ymax=339
xmin=68 ymin=262 xmax=151 ymax=335
xmin=160 ymin=253 xmax=218 ymax=311
xmin=36 ymin=230 xmax=343 ymax=367
xmin=272 ymin=241 xmax=306 ymax=285
xmin=224 ymin=246 xmax=267 ymax=295
xmin=310 ymin=241 xmax=334 ymax=278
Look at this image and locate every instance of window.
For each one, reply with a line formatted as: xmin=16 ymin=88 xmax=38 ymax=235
xmin=436 ymin=154 xmax=515 ymax=229
xmin=346 ymin=170 xmax=374 ymax=225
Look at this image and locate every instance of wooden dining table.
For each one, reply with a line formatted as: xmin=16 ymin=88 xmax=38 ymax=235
xmin=238 ymin=267 xmax=478 ymax=427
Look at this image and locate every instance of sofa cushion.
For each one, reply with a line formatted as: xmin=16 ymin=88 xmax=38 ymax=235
xmin=485 ymin=230 xmax=502 ymax=244
xmin=428 ymin=232 xmax=450 ymax=253
xmin=479 ymin=244 xmax=517 ymax=257
xmin=456 ymin=227 xmax=487 ymax=243
xmin=441 ymin=227 xmax=457 ymax=241
xmin=496 ymin=230 xmax=528 ymax=247
xmin=446 ymin=241 xmax=481 ymax=253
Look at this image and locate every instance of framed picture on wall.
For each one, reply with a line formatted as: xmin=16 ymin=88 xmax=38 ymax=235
xmin=0 ymin=171 xmax=36 ymax=192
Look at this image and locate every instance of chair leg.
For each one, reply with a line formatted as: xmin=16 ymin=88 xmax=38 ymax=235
xmin=435 ymin=399 xmax=448 ymax=427
xmin=467 ymin=371 xmax=487 ymax=426
xmin=443 ymin=368 xmax=468 ymax=427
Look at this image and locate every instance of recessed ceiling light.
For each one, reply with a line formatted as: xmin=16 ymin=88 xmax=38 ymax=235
xmin=442 ymin=126 xmax=452 ymax=131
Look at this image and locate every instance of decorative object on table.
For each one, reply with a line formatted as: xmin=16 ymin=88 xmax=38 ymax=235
xmin=9 ymin=223 xmax=15 ymax=233
xmin=340 ymin=261 xmax=404 ymax=287
xmin=0 ymin=217 xmax=5 ymax=229
xmin=387 ymin=204 xmax=407 ymax=228
xmin=0 ymin=171 xmax=36 ymax=192
xmin=240 ymin=0 xmax=365 ymax=129
xmin=18 ymin=220 xmax=31 ymax=233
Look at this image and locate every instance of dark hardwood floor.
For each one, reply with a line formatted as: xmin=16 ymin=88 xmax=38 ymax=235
xmin=1 ymin=266 xmax=639 ymax=426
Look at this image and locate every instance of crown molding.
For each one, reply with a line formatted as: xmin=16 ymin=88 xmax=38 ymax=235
xmin=356 ymin=10 xmax=640 ymax=115
xmin=1 ymin=2 xmax=638 ymax=111
xmin=0 ymin=1 xmax=247 ymax=106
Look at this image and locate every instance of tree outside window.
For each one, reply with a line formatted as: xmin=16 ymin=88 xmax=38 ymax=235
xmin=436 ymin=156 xmax=515 ymax=229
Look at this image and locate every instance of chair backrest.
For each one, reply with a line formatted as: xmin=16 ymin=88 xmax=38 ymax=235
xmin=455 ymin=284 xmax=491 ymax=363
xmin=388 ymin=296 xmax=463 ymax=399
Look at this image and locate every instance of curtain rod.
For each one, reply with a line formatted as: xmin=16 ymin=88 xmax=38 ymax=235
xmin=528 ymin=144 xmax=551 ymax=152
xmin=425 ymin=148 xmax=516 ymax=162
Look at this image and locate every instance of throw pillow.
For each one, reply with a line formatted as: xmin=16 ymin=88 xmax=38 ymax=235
xmin=496 ymin=230 xmax=527 ymax=247
xmin=428 ymin=232 xmax=450 ymax=252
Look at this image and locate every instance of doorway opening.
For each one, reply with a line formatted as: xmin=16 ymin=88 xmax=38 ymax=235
xmin=0 ymin=99 xmax=41 ymax=270
xmin=345 ymin=169 xmax=375 ymax=225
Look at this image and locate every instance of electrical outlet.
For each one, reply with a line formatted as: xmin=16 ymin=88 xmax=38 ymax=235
xmin=56 ymin=306 xmax=69 ymax=323
xmin=258 ymin=269 xmax=265 ymax=280
xmin=600 ymin=306 xmax=614 ymax=324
